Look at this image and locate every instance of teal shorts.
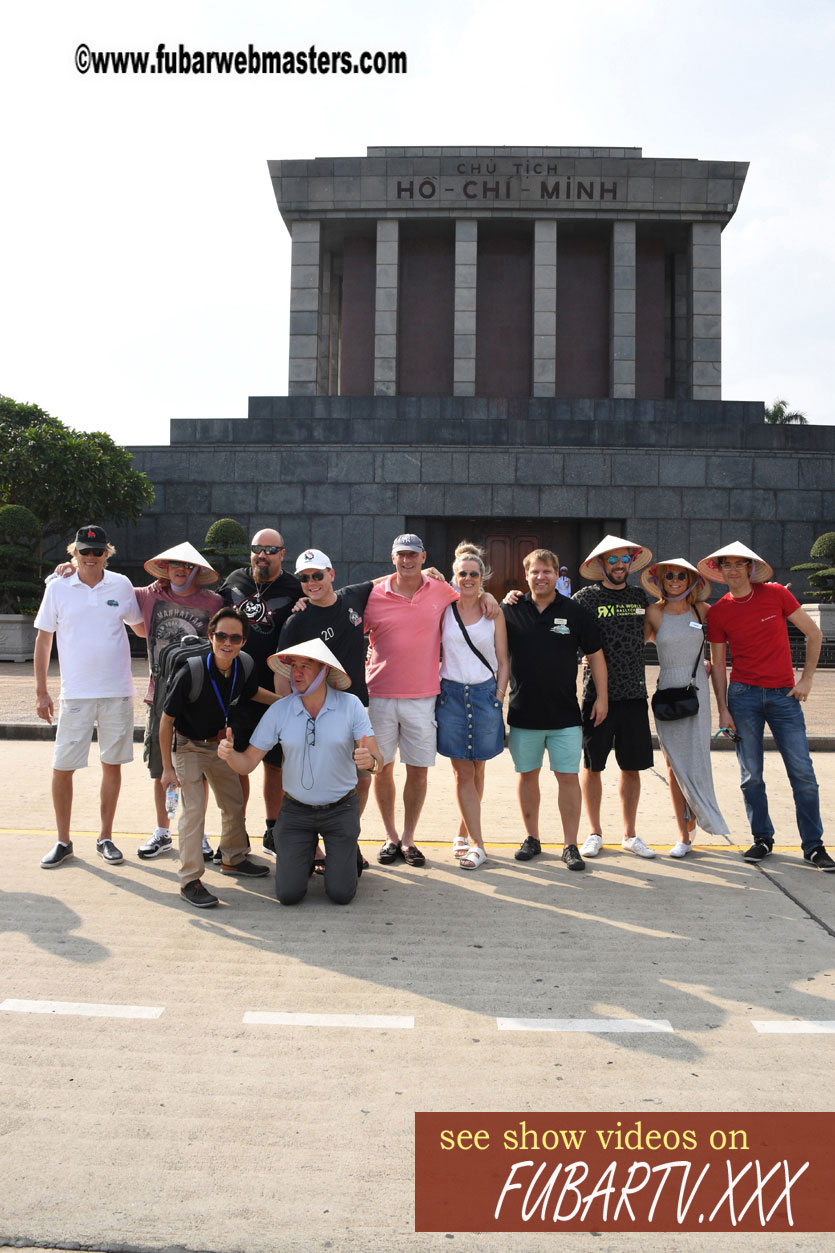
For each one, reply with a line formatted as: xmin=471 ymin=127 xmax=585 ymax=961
xmin=508 ymin=725 xmax=582 ymax=775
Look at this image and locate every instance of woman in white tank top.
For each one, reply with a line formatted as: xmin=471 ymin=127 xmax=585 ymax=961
xmin=435 ymin=543 xmax=509 ymax=869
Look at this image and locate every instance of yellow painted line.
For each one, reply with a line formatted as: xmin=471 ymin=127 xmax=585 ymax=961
xmin=0 ymin=829 xmax=803 ymax=854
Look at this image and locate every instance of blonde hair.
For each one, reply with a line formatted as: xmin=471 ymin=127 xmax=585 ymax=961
xmin=453 ymin=540 xmax=492 ymax=582
xmin=523 ymin=547 xmax=559 ymax=573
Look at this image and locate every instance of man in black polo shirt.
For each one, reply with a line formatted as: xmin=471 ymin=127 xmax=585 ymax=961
xmin=502 ymin=549 xmax=607 ymax=871
xmin=159 ymin=608 xmax=276 ymax=908
xmin=221 ymin=527 xmax=302 ymax=847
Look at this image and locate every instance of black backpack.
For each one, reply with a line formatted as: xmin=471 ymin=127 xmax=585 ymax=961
xmin=153 ymin=634 xmax=254 ymax=717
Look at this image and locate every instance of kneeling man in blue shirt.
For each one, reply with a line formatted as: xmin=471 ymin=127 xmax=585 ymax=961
xmin=219 ymin=639 xmax=382 ymax=905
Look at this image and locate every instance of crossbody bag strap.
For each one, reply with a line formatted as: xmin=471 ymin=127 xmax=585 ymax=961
xmin=451 ymin=603 xmax=496 ymax=679
xmin=688 ymin=606 xmax=706 ymax=682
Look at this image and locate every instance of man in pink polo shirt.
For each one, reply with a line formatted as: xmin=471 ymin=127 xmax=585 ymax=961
xmin=364 ymin=533 xmax=460 ymax=867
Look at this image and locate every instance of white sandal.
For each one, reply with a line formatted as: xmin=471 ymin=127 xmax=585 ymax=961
xmin=460 ymin=845 xmax=487 ymax=870
xmin=453 ymin=835 xmax=469 ymax=859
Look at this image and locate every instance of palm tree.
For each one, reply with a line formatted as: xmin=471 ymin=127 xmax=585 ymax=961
xmin=764 ymin=397 xmax=808 ymax=425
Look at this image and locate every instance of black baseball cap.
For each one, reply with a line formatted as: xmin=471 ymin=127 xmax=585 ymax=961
xmin=75 ymin=525 xmax=109 ymax=547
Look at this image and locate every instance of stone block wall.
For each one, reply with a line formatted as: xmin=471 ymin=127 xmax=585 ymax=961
xmin=111 ymin=398 xmax=835 ymax=590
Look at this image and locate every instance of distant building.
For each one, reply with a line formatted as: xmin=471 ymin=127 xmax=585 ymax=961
xmin=117 ymin=146 xmax=834 ymax=590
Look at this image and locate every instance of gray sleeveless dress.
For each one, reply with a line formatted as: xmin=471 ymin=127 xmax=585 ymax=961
xmin=654 ymin=611 xmax=729 ymax=835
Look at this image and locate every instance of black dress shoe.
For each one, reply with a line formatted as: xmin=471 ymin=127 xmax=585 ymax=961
xmin=219 ymin=856 xmax=269 ymax=877
xmin=41 ymin=841 xmax=74 ymax=869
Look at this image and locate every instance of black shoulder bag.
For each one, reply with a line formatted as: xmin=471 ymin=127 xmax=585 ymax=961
xmin=650 ymin=609 xmax=705 ymax=722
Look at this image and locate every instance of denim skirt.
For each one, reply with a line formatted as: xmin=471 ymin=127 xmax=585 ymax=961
xmin=435 ymin=677 xmax=505 ymax=761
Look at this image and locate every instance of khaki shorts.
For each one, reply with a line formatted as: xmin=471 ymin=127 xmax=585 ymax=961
xmin=53 ymin=697 xmax=135 ymax=771
xmin=368 ymin=696 xmax=437 ymax=768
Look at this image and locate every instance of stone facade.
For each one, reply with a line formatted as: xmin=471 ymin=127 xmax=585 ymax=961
xmin=113 ymin=396 xmax=835 ymax=592
xmin=110 ymin=145 xmax=832 ymax=594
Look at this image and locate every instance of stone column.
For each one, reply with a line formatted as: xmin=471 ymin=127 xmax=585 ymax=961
xmin=690 ymin=222 xmax=722 ymax=400
xmin=287 ymin=221 xmax=322 ymax=396
xmin=374 ymin=219 xmax=399 ymax=397
xmin=453 ymin=220 xmax=477 ymax=396
xmin=317 ymin=250 xmax=332 ymax=397
xmin=533 ymin=220 xmax=557 ymax=397
xmin=611 ymin=220 xmax=636 ymax=398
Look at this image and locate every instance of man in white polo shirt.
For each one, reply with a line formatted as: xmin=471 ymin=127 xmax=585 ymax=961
xmin=34 ymin=524 xmax=143 ymax=868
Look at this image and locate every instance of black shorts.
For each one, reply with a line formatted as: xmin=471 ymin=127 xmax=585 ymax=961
xmin=582 ymin=698 xmax=653 ymax=772
xmin=233 ymin=701 xmax=284 ymax=769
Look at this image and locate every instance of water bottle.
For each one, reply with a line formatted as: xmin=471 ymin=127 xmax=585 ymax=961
xmin=165 ymin=783 xmax=179 ymax=818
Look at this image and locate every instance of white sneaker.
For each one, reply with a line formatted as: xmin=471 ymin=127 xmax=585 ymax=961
xmin=138 ymin=828 xmax=173 ymax=860
xmin=669 ymin=841 xmax=691 ymax=858
xmin=580 ymin=833 xmax=603 ymax=857
xmin=622 ymin=835 xmax=656 ymax=859
xmin=202 ymin=836 xmax=214 ymax=860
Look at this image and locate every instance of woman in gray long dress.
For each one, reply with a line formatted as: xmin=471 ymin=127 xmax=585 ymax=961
xmin=643 ymin=559 xmax=729 ymax=856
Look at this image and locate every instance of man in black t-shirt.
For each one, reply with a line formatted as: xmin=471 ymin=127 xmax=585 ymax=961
xmin=277 ymin=549 xmax=374 ymax=835
xmin=159 ymin=608 xmax=277 ymax=908
xmin=220 ymin=528 xmax=302 ymax=845
xmin=501 ymin=549 xmax=607 ymax=871
xmin=572 ymin=534 xmax=655 ymax=860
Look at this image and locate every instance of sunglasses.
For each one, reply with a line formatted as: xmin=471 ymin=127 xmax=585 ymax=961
xmin=165 ymin=560 xmax=195 ymax=570
xmin=77 ymin=547 xmax=106 ymax=557
xmin=251 ymin=544 xmax=284 ymax=555
xmin=663 ymin=571 xmax=687 ymax=581
xmin=212 ymin=631 xmax=244 ymax=644
xmin=298 ymin=571 xmax=326 ymax=583
xmin=458 ymin=569 xmax=482 ymax=578
xmin=606 ymin=554 xmax=632 ymax=565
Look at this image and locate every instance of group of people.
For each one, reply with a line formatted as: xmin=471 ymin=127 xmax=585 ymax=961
xmin=32 ymin=522 xmax=833 ymax=913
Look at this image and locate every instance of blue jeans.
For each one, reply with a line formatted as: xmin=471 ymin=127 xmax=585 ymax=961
xmin=727 ymin=682 xmax=823 ymax=854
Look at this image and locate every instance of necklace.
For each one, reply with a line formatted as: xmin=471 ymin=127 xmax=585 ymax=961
xmin=731 ymin=588 xmax=754 ymax=604
xmin=253 ymin=574 xmax=277 ymax=602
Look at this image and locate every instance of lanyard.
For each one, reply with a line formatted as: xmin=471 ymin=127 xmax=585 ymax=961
xmin=207 ymin=654 xmax=238 ymax=726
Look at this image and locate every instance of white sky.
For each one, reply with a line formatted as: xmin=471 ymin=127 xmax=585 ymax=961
xmin=2 ymin=0 xmax=834 ymax=443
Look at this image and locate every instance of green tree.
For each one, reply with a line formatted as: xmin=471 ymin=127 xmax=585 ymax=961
xmin=764 ymin=397 xmax=808 ymax=425
xmin=203 ymin=518 xmax=250 ymax=577
xmin=0 ymin=395 xmax=154 ymax=544
xmin=0 ymin=503 xmax=46 ymax=613
xmin=790 ymin=531 xmax=835 ymax=603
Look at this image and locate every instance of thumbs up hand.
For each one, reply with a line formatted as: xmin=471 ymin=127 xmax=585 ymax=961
xmin=217 ymin=726 xmax=234 ymax=761
xmin=353 ymin=734 xmax=373 ymax=770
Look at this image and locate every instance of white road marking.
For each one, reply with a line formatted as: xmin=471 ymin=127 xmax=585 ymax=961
xmin=0 ymin=998 xmax=164 ymax=1019
xmin=497 ymin=1017 xmax=675 ymax=1033
xmin=243 ymin=1011 xmax=414 ymax=1029
xmin=753 ymin=1020 xmax=835 ymax=1034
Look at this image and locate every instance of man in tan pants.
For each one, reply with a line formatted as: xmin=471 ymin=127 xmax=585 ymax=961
xmin=159 ymin=608 xmax=277 ymax=907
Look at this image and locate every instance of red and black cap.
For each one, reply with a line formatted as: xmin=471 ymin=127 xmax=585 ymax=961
xmin=74 ymin=524 xmax=109 ymax=547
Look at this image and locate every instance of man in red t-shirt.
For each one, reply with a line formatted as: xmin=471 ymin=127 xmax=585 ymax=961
xmin=701 ymin=542 xmax=833 ymax=871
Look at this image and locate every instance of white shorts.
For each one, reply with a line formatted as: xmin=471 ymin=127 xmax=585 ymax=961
xmin=367 ymin=696 xmax=437 ymax=768
xmin=53 ymin=697 xmax=135 ymax=771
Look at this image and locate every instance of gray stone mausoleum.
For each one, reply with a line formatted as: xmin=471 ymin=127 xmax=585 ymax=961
xmin=115 ymin=146 xmax=835 ymax=593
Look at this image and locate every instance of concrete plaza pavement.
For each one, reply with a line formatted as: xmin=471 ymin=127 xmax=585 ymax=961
xmin=3 ymin=706 xmax=835 ymax=1252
